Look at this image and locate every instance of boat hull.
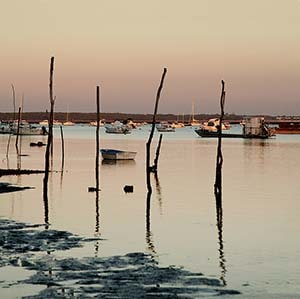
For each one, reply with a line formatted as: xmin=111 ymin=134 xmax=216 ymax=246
xmin=100 ymin=149 xmax=137 ymax=160
xmin=195 ymin=129 xmax=270 ymax=139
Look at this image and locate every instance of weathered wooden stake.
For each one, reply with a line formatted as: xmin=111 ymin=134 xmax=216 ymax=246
xmin=60 ymin=125 xmax=65 ymax=170
xmin=43 ymin=56 xmax=55 ymax=228
xmin=15 ymin=107 xmax=21 ymax=150
xmin=95 ymin=86 xmax=100 ymax=191
xmin=214 ymin=80 xmax=227 ymax=286
xmin=146 ymin=68 xmax=167 ymax=194
xmin=214 ymin=80 xmax=225 ymax=199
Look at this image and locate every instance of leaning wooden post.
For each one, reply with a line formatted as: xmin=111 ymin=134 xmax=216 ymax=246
xmin=15 ymin=107 xmax=21 ymax=150
xmin=60 ymin=125 xmax=65 ymax=171
xmin=146 ymin=68 xmax=167 ymax=194
xmin=95 ymin=86 xmax=100 ymax=191
xmin=214 ymin=80 xmax=225 ymax=205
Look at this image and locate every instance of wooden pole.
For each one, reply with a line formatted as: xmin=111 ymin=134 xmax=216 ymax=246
xmin=146 ymin=68 xmax=167 ymax=193
xmin=6 ymin=84 xmax=16 ymax=158
xmin=214 ymin=80 xmax=226 ymax=285
xmin=15 ymin=107 xmax=21 ymax=150
xmin=43 ymin=56 xmax=55 ymax=228
xmin=95 ymin=86 xmax=100 ymax=191
xmin=214 ymin=80 xmax=225 ymax=199
xmin=60 ymin=125 xmax=65 ymax=171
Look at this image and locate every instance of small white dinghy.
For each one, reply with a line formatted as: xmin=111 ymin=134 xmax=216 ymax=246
xmin=100 ymin=149 xmax=137 ymax=160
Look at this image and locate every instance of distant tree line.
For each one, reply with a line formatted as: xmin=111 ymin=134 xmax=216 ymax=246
xmin=0 ymin=112 xmax=277 ymax=124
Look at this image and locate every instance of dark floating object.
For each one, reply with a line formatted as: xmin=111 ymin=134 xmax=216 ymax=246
xmin=0 ymin=182 xmax=33 ymax=193
xmin=30 ymin=141 xmax=46 ymax=147
xmin=124 ymin=185 xmax=134 ymax=193
xmin=88 ymin=187 xmax=100 ymax=192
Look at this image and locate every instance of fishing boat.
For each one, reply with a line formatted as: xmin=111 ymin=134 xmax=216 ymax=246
xmin=100 ymin=149 xmax=137 ymax=160
xmin=105 ymin=121 xmax=132 ymax=134
xmin=156 ymin=121 xmax=175 ymax=132
xmin=195 ymin=117 xmax=275 ymax=139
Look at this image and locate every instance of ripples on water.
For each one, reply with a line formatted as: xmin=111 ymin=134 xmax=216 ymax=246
xmin=0 ymin=124 xmax=300 ymax=298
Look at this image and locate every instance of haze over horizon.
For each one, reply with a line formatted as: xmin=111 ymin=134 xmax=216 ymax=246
xmin=1 ymin=0 xmax=300 ymax=115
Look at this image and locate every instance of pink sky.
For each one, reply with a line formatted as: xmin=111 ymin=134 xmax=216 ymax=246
xmin=1 ymin=0 xmax=300 ymax=115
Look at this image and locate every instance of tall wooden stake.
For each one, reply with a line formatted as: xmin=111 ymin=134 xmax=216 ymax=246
xmin=214 ymin=80 xmax=226 ymax=285
xmin=146 ymin=68 xmax=167 ymax=194
xmin=43 ymin=56 xmax=55 ymax=228
xmin=60 ymin=125 xmax=65 ymax=171
xmin=15 ymin=107 xmax=21 ymax=150
xmin=95 ymin=86 xmax=100 ymax=191
xmin=214 ymin=80 xmax=225 ymax=199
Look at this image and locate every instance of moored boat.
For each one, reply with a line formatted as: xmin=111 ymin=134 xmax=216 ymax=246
xmin=156 ymin=121 xmax=175 ymax=132
xmin=100 ymin=149 xmax=137 ymax=160
xmin=195 ymin=117 xmax=275 ymax=139
xmin=275 ymin=121 xmax=300 ymax=134
xmin=105 ymin=121 xmax=132 ymax=134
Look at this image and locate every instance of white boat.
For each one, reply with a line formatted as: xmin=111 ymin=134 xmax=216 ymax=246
xmin=171 ymin=122 xmax=185 ymax=128
xmin=188 ymin=100 xmax=201 ymax=126
xmin=89 ymin=120 xmax=105 ymax=127
xmin=100 ymin=149 xmax=137 ymax=160
xmin=63 ymin=121 xmax=75 ymax=126
xmin=39 ymin=120 xmax=62 ymax=126
xmin=105 ymin=121 xmax=132 ymax=134
xmin=200 ymin=118 xmax=227 ymax=132
xmin=156 ymin=121 xmax=175 ymax=132
xmin=0 ymin=122 xmax=12 ymax=134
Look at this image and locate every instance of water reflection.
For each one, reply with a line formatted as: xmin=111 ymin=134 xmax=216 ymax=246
xmin=101 ymin=159 xmax=136 ymax=167
xmin=215 ymin=190 xmax=226 ymax=286
xmin=145 ymin=172 xmax=163 ymax=257
xmin=94 ymin=189 xmax=100 ymax=256
xmin=154 ymin=172 xmax=163 ymax=214
xmin=146 ymin=190 xmax=157 ymax=256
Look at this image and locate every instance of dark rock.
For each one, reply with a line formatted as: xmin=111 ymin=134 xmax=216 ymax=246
xmin=124 ymin=185 xmax=134 ymax=193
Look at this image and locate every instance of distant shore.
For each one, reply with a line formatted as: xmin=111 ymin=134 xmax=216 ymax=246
xmin=1 ymin=112 xmax=295 ymax=124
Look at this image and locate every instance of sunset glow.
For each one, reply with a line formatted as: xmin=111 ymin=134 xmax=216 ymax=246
xmin=1 ymin=0 xmax=300 ymax=114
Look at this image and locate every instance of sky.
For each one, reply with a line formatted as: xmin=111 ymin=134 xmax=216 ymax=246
xmin=1 ymin=0 xmax=300 ymax=115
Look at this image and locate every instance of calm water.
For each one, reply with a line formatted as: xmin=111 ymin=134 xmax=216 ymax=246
xmin=1 ymin=124 xmax=300 ymax=298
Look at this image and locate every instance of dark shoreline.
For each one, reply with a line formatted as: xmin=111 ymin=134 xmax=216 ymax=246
xmin=0 ymin=112 xmax=282 ymax=124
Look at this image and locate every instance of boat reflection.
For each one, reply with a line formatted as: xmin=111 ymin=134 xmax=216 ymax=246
xmin=101 ymin=159 xmax=136 ymax=167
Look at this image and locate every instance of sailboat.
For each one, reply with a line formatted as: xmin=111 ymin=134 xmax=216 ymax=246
xmin=63 ymin=107 xmax=75 ymax=126
xmin=188 ymin=100 xmax=201 ymax=126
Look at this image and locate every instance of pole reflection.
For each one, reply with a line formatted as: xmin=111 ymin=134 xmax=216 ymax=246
xmin=215 ymin=189 xmax=227 ymax=286
xmin=145 ymin=172 xmax=163 ymax=257
xmin=154 ymin=172 xmax=162 ymax=215
xmin=94 ymin=188 xmax=101 ymax=256
xmin=146 ymin=190 xmax=157 ymax=256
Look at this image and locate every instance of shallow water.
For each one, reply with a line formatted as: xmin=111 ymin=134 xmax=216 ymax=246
xmin=1 ymin=124 xmax=300 ymax=298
